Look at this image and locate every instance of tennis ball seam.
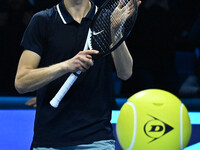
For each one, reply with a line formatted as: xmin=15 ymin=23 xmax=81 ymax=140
xmin=126 ymin=101 xmax=137 ymax=150
xmin=180 ymin=103 xmax=183 ymax=150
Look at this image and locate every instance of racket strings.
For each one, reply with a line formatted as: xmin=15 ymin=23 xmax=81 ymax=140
xmin=92 ymin=0 xmax=137 ymax=53
xmin=92 ymin=4 xmax=122 ymax=51
xmin=110 ymin=0 xmax=136 ymax=43
xmin=93 ymin=0 xmax=129 ymax=48
xmin=92 ymin=15 xmax=111 ymax=52
xmin=93 ymin=19 xmax=111 ymax=52
xmin=91 ymin=1 xmax=115 ymax=51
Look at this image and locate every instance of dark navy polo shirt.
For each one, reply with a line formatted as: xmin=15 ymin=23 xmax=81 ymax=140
xmin=21 ymin=0 xmax=115 ymax=147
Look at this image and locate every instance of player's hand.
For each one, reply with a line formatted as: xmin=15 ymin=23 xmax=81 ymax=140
xmin=25 ymin=97 xmax=37 ymax=108
xmin=111 ymin=0 xmax=141 ymax=29
xmin=111 ymin=0 xmax=133 ymax=30
xmin=63 ymin=50 xmax=99 ymax=72
xmin=110 ymin=0 xmax=141 ymax=43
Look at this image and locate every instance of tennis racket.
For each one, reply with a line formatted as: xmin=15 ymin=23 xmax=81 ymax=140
xmin=50 ymin=0 xmax=139 ymax=108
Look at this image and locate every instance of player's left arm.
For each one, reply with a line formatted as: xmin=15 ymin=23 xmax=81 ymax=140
xmin=111 ymin=42 xmax=133 ymax=80
xmin=111 ymin=0 xmax=141 ymax=80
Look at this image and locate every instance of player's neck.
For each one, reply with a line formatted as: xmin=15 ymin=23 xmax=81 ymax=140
xmin=64 ymin=0 xmax=91 ymax=23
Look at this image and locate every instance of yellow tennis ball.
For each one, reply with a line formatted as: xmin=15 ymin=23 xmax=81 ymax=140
xmin=116 ymin=89 xmax=191 ymax=150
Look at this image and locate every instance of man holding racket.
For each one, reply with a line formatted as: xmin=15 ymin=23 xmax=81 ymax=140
xmin=15 ymin=0 xmax=141 ymax=149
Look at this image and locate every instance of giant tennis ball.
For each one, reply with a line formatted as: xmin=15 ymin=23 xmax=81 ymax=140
xmin=116 ymin=89 xmax=191 ymax=150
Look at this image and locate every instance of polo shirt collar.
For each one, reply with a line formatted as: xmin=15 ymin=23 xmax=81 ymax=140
xmin=56 ymin=0 xmax=96 ymax=24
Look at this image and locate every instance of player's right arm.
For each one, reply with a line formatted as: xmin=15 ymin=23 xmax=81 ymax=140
xmin=15 ymin=50 xmax=98 ymax=94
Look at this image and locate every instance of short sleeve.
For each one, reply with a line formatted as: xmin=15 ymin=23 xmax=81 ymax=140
xmin=21 ymin=11 xmax=48 ymax=56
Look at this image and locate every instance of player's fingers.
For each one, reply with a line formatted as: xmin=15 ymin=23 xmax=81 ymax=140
xmin=86 ymin=54 xmax=92 ymax=59
xmin=126 ymin=1 xmax=137 ymax=16
xmin=79 ymin=60 xmax=93 ymax=72
xmin=84 ymin=50 xmax=99 ymax=61
xmin=128 ymin=4 xmax=135 ymax=14
xmin=128 ymin=0 xmax=133 ymax=7
xmin=79 ymin=65 xmax=87 ymax=72
xmin=137 ymin=0 xmax=142 ymax=6
xmin=79 ymin=56 xmax=94 ymax=68
xmin=128 ymin=0 xmax=141 ymax=9
xmin=84 ymin=50 xmax=99 ymax=55
xmin=118 ymin=0 xmax=123 ymax=9
xmin=87 ymin=58 xmax=94 ymax=66
xmin=25 ymin=97 xmax=37 ymax=107
xmin=122 ymin=1 xmax=133 ymax=13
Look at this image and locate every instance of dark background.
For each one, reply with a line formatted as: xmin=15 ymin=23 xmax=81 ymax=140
xmin=0 ymin=0 xmax=200 ymax=110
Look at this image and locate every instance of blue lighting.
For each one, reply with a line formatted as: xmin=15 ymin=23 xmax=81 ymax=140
xmin=184 ymin=142 xmax=200 ymax=150
xmin=189 ymin=112 xmax=200 ymax=125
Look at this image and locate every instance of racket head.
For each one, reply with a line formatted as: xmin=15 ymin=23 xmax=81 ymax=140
xmin=90 ymin=0 xmax=138 ymax=58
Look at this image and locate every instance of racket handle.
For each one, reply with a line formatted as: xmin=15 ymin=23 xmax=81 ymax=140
xmin=50 ymin=71 xmax=81 ymax=108
xmin=50 ymin=29 xmax=91 ymax=108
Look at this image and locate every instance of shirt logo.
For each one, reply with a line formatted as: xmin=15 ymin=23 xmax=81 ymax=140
xmin=93 ymin=30 xmax=104 ymax=36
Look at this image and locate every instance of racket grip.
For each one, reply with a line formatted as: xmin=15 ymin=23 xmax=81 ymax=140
xmin=50 ymin=71 xmax=81 ymax=108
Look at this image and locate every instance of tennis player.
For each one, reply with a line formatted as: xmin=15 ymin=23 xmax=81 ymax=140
xmin=15 ymin=0 xmax=140 ymax=149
